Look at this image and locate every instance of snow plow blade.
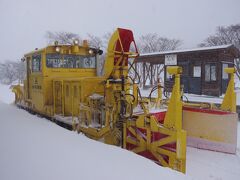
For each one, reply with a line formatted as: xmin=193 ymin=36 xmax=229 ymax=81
xmin=183 ymin=107 xmax=238 ymax=153
xmin=182 ymin=67 xmax=238 ymax=154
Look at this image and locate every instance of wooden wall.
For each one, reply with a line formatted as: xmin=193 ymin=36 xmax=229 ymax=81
xmin=137 ymin=47 xmax=238 ymax=96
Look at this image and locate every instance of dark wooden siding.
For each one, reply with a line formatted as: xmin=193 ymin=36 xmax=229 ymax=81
xmin=137 ymin=46 xmax=239 ymax=96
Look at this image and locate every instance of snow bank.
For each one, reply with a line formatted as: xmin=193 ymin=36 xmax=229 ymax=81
xmin=0 ymin=102 xmax=190 ymax=180
xmin=187 ymin=147 xmax=240 ymax=180
xmin=0 ymin=84 xmax=15 ymax=104
xmin=1 ymin=83 xmax=240 ymax=180
xmin=140 ymin=88 xmax=240 ymax=105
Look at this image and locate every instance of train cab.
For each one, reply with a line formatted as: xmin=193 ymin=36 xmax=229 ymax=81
xmin=21 ymin=40 xmax=104 ymax=118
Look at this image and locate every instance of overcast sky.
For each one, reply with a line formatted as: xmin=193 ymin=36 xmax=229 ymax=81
xmin=0 ymin=0 xmax=239 ymax=62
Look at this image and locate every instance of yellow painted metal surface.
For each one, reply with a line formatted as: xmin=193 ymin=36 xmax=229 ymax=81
xmin=183 ymin=110 xmax=238 ymax=143
xmin=221 ymin=67 xmax=236 ymax=112
xmin=182 ymin=67 xmax=238 ymax=154
xmin=183 ymin=109 xmax=238 ymax=153
xmin=164 ymin=66 xmax=182 ymax=130
xmin=124 ymin=66 xmax=186 ymax=173
xmin=12 ymin=28 xmax=187 ymax=173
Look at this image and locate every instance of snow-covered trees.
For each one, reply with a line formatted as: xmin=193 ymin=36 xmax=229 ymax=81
xmin=137 ymin=33 xmax=182 ymax=53
xmin=199 ymin=24 xmax=240 ymax=49
xmin=45 ymin=31 xmax=109 ymax=50
xmin=45 ymin=31 xmax=81 ymax=45
xmin=45 ymin=31 xmax=182 ymax=53
xmin=0 ymin=61 xmax=25 ymax=85
xmin=199 ymin=23 xmax=240 ymax=78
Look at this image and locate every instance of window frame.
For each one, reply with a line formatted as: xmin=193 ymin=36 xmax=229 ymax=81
xmin=32 ymin=54 xmax=42 ymax=73
xmin=205 ymin=63 xmax=217 ymax=82
xmin=222 ymin=63 xmax=229 ymax=80
xmin=193 ymin=65 xmax=201 ymax=78
xmin=46 ymin=53 xmax=96 ymax=69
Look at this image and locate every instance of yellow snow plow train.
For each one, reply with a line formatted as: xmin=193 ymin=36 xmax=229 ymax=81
xmin=12 ymin=28 xmax=238 ymax=174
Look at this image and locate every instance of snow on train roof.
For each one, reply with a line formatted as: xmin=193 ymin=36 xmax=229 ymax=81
xmin=140 ymin=44 xmax=233 ymax=57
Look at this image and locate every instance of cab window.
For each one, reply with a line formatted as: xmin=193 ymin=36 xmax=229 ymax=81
xmin=32 ymin=54 xmax=42 ymax=72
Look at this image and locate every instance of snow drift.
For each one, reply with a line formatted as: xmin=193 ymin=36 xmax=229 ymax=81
xmin=0 ymin=101 xmax=190 ymax=180
xmin=1 ymin=84 xmax=240 ymax=180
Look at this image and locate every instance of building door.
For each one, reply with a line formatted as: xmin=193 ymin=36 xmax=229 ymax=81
xmin=188 ymin=64 xmax=201 ymax=94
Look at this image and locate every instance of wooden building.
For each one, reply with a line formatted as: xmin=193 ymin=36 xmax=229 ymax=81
xmin=136 ymin=44 xmax=240 ymax=96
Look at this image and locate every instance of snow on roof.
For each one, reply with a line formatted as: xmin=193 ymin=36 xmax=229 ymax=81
xmin=140 ymin=44 xmax=233 ymax=57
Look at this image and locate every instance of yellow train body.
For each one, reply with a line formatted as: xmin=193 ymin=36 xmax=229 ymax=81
xmin=17 ymin=44 xmax=102 ymax=117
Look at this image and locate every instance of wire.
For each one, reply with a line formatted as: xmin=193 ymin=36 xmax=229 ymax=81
xmin=125 ymin=93 xmax=135 ymax=103
xmin=148 ymin=86 xmax=158 ymax=101
xmin=128 ymin=61 xmax=141 ymax=84
xmin=182 ymin=94 xmax=189 ymax=102
xmin=125 ymin=76 xmax=134 ymax=84
xmin=137 ymin=86 xmax=142 ymax=100
xmin=148 ymin=84 xmax=167 ymax=101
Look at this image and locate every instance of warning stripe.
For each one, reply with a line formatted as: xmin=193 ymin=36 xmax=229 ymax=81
xmin=183 ymin=106 xmax=233 ymax=115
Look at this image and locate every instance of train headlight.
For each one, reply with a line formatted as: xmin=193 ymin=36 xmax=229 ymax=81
xmin=73 ymin=39 xmax=79 ymax=45
xmin=55 ymin=47 xmax=61 ymax=52
xmin=88 ymin=49 xmax=94 ymax=54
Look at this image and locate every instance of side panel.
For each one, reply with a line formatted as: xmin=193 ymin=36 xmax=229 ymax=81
xmin=64 ymin=82 xmax=71 ymax=116
xmin=183 ymin=107 xmax=238 ymax=154
xmin=26 ymin=57 xmax=31 ymax=99
xmin=31 ymin=74 xmax=44 ymax=111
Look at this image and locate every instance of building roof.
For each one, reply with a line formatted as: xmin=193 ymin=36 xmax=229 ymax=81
xmin=140 ymin=44 xmax=234 ymax=57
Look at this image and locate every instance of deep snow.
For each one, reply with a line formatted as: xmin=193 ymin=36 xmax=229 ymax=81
xmin=1 ymin=84 xmax=240 ymax=180
xmin=0 ymin=102 xmax=190 ymax=180
xmin=0 ymin=84 xmax=15 ymax=104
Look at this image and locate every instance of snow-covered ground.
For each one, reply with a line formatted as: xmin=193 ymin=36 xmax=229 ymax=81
xmin=0 ymin=84 xmax=240 ymax=180
xmin=0 ymin=101 xmax=190 ymax=180
xmin=141 ymin=88 xmax=240 ymax=105
xmin=184 ymin=90 xmax=240 ymax=106
xmin=0 ymin=84 xmax=15 ymax=104
xmin=0 ymin=85 xmax=190 ymax=180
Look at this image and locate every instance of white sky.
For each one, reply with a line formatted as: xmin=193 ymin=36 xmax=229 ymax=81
xmin=0 ymin=0 xmax=239 ymax=62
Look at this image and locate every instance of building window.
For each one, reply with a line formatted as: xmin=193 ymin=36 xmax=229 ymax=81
xmin=211 ymin=65 xmax=216 ymax=81
xmin=222 ymin=63 xmax=228 ymax=79
xmin=205 ymin=63 xmax=216 ymax=82
xmin=193 ymin=66 xmax=201 ymax=77
xmin=32 ymin=54 xmax=41 ymax=72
